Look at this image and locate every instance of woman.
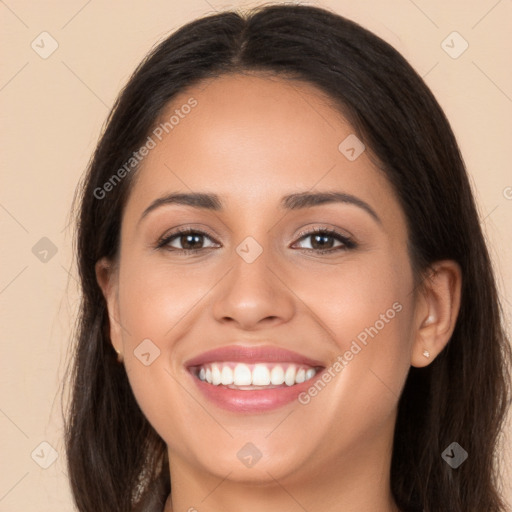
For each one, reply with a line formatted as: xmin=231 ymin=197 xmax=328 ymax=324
xmin=65 ymin=4 xmax=511 ymax=511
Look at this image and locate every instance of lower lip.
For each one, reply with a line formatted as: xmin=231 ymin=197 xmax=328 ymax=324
xmin=188 ymin=370 xmax=323 ymax=413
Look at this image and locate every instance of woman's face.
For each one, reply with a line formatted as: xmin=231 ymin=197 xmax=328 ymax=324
xmin=101 ymin=73 xmax=422 ymax=486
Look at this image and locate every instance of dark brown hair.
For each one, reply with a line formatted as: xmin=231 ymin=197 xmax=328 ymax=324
xmin=65 ymin=4 xmax=512 ymax=511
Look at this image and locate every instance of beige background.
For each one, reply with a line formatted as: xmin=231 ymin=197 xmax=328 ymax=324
xmin=1 ymin=0 xmax=511 ymax=510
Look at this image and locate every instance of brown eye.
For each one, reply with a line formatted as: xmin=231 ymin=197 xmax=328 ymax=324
xmin=293 ymin=229 xmax=356 ymax=253
xmin=177 ymin=233 xmax=206 ymax=250
xmin=157 ymin=229 xmax=219 ymax=252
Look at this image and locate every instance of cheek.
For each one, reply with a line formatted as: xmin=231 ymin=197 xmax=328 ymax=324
xmin=114 ymin=256 xmax=216 ymax=444
xmin=294 ymin=250 xmax=415 ymax=407
xmin=117 ymin=255 xmax=214 ymax=341
xmin=292 ymin=249 xmax=413 ymax=347
xmin=288 ymin=254 xmax=415 ymax=444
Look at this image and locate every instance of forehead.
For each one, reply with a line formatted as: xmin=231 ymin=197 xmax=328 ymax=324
xmin=123 ymin=73 xmax=402 ymax=226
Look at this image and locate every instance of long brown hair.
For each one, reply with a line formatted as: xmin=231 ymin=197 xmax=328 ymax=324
xmin=65 ymin=4 xmax=512 ymax=511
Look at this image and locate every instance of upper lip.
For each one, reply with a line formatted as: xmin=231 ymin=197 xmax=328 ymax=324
xmin=185 ymin=344 xmax=325 ymax=368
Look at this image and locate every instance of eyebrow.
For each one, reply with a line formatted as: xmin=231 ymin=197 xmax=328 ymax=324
xmin=139 ymin=191 xmax=381 ymax=225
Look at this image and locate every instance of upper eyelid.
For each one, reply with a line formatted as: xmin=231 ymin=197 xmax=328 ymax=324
xmin=294 ymin=225 xmax=351 ymax=238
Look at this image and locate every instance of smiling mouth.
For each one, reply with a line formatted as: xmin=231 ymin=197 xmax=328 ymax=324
xmin=190 ymin=362 xmax=322 ymax=389
xmin=184 ymin=344 xmax=326 ymax=412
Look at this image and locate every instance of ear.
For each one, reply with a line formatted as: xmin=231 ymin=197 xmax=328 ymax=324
xmin=411 ymin=260 xmax=462 ymax=368
xmin=95 ymin=257 xmax=123 ymax=360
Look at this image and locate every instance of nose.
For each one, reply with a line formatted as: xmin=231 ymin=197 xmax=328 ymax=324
xmin=212 ymin=244 xmax=296 ymax=330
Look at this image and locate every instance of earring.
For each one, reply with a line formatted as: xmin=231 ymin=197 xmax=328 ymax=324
xmin=114 ymin=346 xmax=123 ymax=363
xmin=422 ymin=349 xmax=430 ymax=358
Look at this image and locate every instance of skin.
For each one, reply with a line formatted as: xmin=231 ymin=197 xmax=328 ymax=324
xmin=96 ymin=73 xmax=461 ymax=512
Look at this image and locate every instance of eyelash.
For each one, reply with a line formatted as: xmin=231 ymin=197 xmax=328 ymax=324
xmin=155 ymin=226 xmax=357 ymax=255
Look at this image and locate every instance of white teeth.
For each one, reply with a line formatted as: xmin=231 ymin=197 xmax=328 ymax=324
xmin=233 ymin=363 xmax=252 ymax=385
xmin=305 ymin=368 xmax=316 ymax=380
xmin=270 ymin=365 xmax=285 ymax=385
xmin=197 ymin=362 xmax=319 ymax=387
xmin=284 ymin=365 xmax=296 ymax=386
xmin=295 ymin=368 xmax=306 ymax=383
xmin=211 ymin=364 xmax=221 ymax=385
xmin=221 ymin=366 xmax=233 ymax=385
xmin=252 ymin=364 xmax=270 ymax=385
